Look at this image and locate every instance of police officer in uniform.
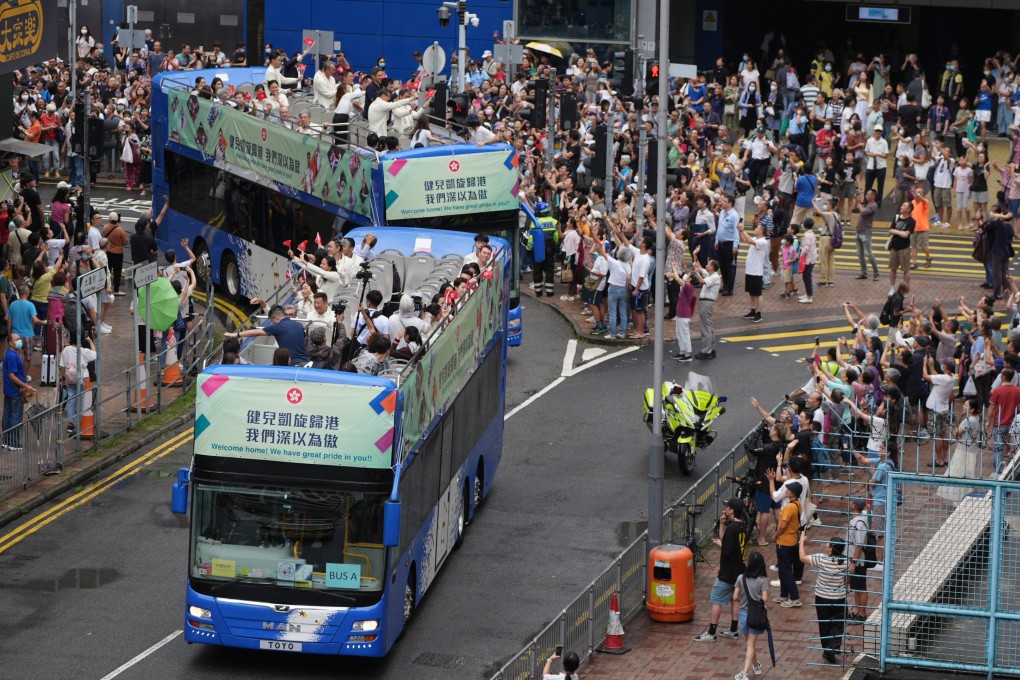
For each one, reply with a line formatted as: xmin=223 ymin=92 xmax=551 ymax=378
xmin=526 ymin=202 xmax=560 ymax=297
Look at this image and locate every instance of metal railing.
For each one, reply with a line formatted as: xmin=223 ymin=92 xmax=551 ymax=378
xmin=488 ymin=414 xmax=768 ymax=680
xmin=0 ymin=266 xmax=219 ymax=501
xmin=879 ymin=469 xmax=1020 ymax=679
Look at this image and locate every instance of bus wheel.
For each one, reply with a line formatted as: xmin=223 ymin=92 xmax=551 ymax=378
xmin=221 ymin=252 xmax=241 ymax=301
xmin=192 ymin=240 xmax=212 ymax=291
xmin=473 ymin=461 xmax=485 ymax=511
xmin=454 ymin=482 xmax=468 ymax=549
xmin=402 ymin=570 xmax=416 ymax=626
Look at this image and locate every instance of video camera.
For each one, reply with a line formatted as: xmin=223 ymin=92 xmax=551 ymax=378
xmin=355 ymin=261 xmax=373 ymax=282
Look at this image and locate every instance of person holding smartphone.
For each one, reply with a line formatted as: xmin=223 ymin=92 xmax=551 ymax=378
xmin=542 ymin=648 xmax=580 ymax=680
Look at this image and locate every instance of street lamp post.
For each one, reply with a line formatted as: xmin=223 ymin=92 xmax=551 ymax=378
xmin=438 ymin=0 xmax=479 ymax=93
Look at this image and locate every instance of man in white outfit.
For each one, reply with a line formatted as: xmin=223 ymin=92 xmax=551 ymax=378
xmin=312 ymin=60 xmax=338 ymax=109
xmin=367 ymin=87 xmax=414 ymax=137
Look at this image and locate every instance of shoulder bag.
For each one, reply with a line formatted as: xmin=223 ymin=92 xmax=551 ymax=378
xmin=741 ymin=575 xmax=770 ymax=630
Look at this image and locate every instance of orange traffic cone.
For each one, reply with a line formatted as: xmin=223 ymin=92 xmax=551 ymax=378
xmin=597 ymin=592 xmax=631 ymax=654
xmin=131 ymin=352 xmax=155 ymax=412
xmin=79 ymin=376 xmax=95 ymax=439
xmin=161 ymin=343 xmax=184 ymax=388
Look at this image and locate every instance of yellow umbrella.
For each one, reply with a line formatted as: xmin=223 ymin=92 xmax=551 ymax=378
xmin=526 ymin=42 xmax=564 ymax=59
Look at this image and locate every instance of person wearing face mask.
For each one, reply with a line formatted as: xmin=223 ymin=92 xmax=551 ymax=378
xmin=76 ymin=26 xmax=95 ymax=59
xmin=738 ymin=82 xmax=762 ymax=136
xmin=939 ymin=60 xmax=964 ymax=114
xmin=819 ymin=62 xmax=836 ymax=97
xmin=3 ymin=332 xmax=34 ymax=451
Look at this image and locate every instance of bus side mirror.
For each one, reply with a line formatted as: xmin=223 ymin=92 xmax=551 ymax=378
xmin=383 ymin=500 xmax=401 ymax=547
xmin=171 ymin=468 xmax=190 ymax=515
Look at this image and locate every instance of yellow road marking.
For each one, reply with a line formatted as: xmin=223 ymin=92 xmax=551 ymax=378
xmin=0 ymin=430 xmax=194 ymax=554
xmin=192 ymin=291 xmax=247 ymax=327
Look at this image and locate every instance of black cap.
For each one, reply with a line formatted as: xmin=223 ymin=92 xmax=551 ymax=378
xmin=724 ymin=498 xmax=744 ymax=514
xmin=786 ymin=481 xmax=803 ymax=498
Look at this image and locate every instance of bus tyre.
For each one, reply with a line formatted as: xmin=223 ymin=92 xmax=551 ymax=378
xmin=402 ymin=570 xmax=416 ymax=627
xmin=454 ymin=482 xmax=468 ymax=549
xmin=473 ymin=462 xmax=484 ymax=511
xmin=191 ymin=240 xmax=211 ymax=291
xmin=678 ymin=443 xmax=695 ymax=476
xmin=221 ymin=252 xmax=241 ymax=301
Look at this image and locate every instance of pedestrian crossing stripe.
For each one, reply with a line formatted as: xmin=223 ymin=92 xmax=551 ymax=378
xmin=723 ymin=312 xmax=1008 ymax=354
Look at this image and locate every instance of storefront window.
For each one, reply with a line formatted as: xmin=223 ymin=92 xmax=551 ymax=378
xmin=518 ymin=0 xmax=632 ymax=43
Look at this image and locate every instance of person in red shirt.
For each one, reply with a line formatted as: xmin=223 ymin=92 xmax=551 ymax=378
xmin=814 ymin=123 xmax=835 ymax=173
xmin=989 ymin=368 xmax=1020 ymax=474
xmin=39 ymin=103 xmax=63 ymax=178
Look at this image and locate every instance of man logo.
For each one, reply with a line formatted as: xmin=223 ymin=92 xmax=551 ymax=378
xmin=0 ymin=0 xmax=44 ymax=64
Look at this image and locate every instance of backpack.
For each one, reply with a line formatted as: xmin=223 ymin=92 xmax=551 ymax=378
xmin=830 ymin=217 xmax=844 ymax=249
xmin=879 ymin=293 xmax=895 ymax=326
xmin=855 ymin=517 xmax=879 ymax=568
xmin=63 ymin=291 xmax=92 ymax=339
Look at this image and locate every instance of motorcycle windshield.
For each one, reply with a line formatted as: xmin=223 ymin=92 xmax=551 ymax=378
xmin=684 ymin=372 xmax=716 ymax=395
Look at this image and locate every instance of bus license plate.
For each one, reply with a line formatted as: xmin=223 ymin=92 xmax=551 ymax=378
xmin=260 ymin=640 xmax=302 ymax=652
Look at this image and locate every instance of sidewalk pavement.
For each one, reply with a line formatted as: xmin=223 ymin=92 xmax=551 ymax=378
xmin=581 ymin=484 xmax=880 ymax=680
xmin=529 ymin=229 xmax=985 ymax=349
xmin=0 ymin=291 xmax=194 ymax=527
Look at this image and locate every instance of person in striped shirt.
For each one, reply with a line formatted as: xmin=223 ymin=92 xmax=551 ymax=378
xmin=798 ymin=530 xmax=849 ymax=664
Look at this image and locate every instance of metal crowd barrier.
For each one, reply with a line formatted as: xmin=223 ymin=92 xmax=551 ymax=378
xmin=488 ymin=414 xmax=768 ymax=680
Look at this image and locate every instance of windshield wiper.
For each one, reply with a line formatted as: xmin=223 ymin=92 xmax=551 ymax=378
xmin=207 ymin=576 xmax=275 ymax=594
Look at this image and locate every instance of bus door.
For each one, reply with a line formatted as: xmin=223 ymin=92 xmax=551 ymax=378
xmin=433 ymin=417 xmax=455 ymax=578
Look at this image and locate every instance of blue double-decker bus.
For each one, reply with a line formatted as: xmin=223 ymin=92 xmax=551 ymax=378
xmin=171 ymin=228 xmax=508 ymax=655
xmin=150 ymin=67 xmax=522 ymax=345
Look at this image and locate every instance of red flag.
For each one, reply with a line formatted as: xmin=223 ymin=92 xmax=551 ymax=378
xmin=286 ymin=268 xmax=292 ymax=280
xmin=282 ymin=239 xmax=292 ymax=248
xmin=297 ymin=240 xmax=308 ymax=252
xmin=303 ymin=38 xmax=315 ymax=48
xmin=481 ymin=269 xmax=493 ymax=280
xmin=314 ymin=232 xmax=322 ymax=246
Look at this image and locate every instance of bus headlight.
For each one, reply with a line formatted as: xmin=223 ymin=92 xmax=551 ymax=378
xmin=351 ymin=620 xmax=379 ymax=632
xmin=189 ymin=606 xmax=212 ymax=619
xmin=508 ymin=318 xmax=521 ymax=328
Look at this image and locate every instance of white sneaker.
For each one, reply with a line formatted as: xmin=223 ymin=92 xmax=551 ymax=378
xmin=752 ymin=661 xmax=764 ymax=675
xmin=694 ymin=631 xmax=717 ymax=642
xmin=735 ymin=673 xmax=750 ymax=680
xmin=769 ymin=565 xmax=778 ymax=572
xmin=871 ymin=564 xmax=884 ymax=572
xmin=798 ymin=297 xmax=813 ymax=304
xmin=811 ymin=517 xmax=823 ymax=526
xmin=770 ymin=579 xmax=781 ymax=587
xmin=101 ymin=325 xmax=113 ymax=334
xmin=604 ymin=334 xmax=616 ymax=340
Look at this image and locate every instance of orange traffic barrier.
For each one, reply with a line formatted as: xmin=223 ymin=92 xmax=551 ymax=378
xmin=131 ymin=352 xmax=156 ymax=412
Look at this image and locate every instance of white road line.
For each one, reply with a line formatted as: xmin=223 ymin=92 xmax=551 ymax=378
xmin=568 ymin=345 xmax=640 ymax=376
xmin=99 ymin=630 xmax=182 ymax=680
xmin=506 ymin=344 xmax=640 ymax=421
xmin=560 ymin=339 xmax=577 ymax=377
xmin=505 ymin=377 xmax=565 ymax=422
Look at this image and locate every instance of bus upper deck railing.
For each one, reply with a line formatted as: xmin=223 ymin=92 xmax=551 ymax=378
xmin=156 ymin=75 xmax=463 ymax=156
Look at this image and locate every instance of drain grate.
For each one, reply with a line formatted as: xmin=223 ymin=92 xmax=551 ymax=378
xmin=413 ymin=653 xmax=466 ymax=669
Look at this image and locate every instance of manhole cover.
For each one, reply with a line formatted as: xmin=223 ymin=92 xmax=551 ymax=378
xmin=413 ymin=653 xmax=466 ymax=669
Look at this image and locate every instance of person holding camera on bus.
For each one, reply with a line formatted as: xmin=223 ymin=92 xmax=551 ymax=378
xmin=353 ymin=291 xmax=389 ymax=347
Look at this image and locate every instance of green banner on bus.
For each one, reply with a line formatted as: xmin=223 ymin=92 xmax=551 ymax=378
xmin=168 ymin=89 xmax=374 ymax=219
xmin=382 ymin=149 xmax=520 ymax=220
xmin=195 ymin=374 xmax=395 ymax=468
xmin=398 ymin=258 xmax=506 ymax=458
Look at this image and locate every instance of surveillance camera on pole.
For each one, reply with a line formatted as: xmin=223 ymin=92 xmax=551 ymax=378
xmin=436 ymin=6 xmax=451 ymax=27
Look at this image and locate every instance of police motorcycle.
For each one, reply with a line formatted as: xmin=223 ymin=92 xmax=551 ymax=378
xmin=642 ymin=372 xmax=726 ymax=475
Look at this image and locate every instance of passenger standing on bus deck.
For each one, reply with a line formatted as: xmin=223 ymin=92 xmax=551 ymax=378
xmin=354 ymin=290 xmax=390 ymax=346
xmin=225 ymin=305 xmax=309 ymax=366
xmin=313 ymin=60 xmax=337 ymax=110
xmin=290 ymin=249 xmax=341 ymax=301
xmin=336 ymin=238 xmax=364 ymax=285
xmin=463 ymin=234 xmax=489 ymax=265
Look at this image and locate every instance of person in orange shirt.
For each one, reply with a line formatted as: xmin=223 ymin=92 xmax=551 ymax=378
xmin=39 ymin=104 xmax=63 ymax=178
xmin=17 ymin=112 xmax=43 ymax=181
xmin=102 ymin=212 xmax=131 ymax=296
xmin=910 ymin=183 xmax=932 ymax=269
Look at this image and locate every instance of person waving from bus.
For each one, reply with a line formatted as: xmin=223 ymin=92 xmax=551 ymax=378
xmin=289 ymin=248 xmax=341 ymax=301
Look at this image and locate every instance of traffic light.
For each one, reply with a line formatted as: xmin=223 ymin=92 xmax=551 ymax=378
xmin=448 ymin=92 xmax=471 ymax=132
xmin=646 ymin=61 xmax=660 ymax=94
xmin=592 ymin=123 xmax=608 ymax=189
xmin=430 ymin=81 xmax=448 ymax=128
xmin=72 ymin=100 xmax=85 ymax=154
xmin=525 ymin=79 xmax=548 ymax=128
xmin=559 ymin=92 xmax=578 ymax=130
xmin=87 ymin=118 xmax=105 ymax=159
xmin=611 ymin=49 xmax=635 ymax=97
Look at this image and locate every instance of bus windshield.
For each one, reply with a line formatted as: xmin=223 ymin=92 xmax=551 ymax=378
xmin=190 ymin=482 xmax=388 ymax=596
